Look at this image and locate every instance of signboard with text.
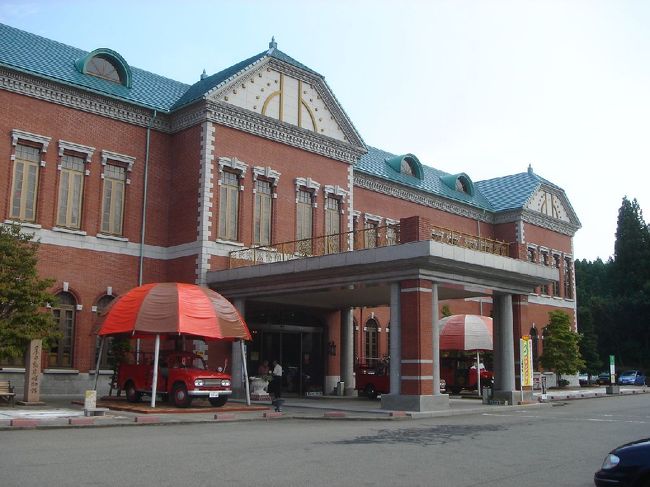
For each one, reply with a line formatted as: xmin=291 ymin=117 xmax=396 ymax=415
xmin=520 ymin=336 xmax=533 ymax=388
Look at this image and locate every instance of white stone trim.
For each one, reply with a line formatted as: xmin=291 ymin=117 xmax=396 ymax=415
xmin=527 ymin=294 xmax=577 ymax=309
xmin=354 ymin=173 xmax=491 ymax=223
xmin=402 ymin=376 xmax=434 ymax=380
xmin=401 ymin=359 xmax=433 ymax=364
xmin=52 ymin=226 xmax=87 ymax=236
xmin=253 ymin=166 xmax=281 ymax=187
xmin=347 ymin=165 xmax=355 ymax=240
xmin=217 ymin=156 xmax=248 ymax=175
xmin=0 ymin=68 xmax=170 ymax=132
xmin=58 ymin=140 xmax=95 ymax=162
xmin=196 ymin=122 xmax=216 ymax=285
xmin=11 ymin=129 xmax=51 ymax=152
xmin=295 ymin=177 xmax=320 ymax=207
xmin=323 ymin=184 xmax=349 ymax=203
xmin=96 ymin=233 xmax=128 ymax=242
xmin=295 ymin=177 xmax=320 ymax=192
xmin=4 ymin=220 xmax=41 ymax=229
xmin=400 ymin=287 xmax=432 ymax=293
xmin=101 ymin=150 xmax=136 ymax=171
xmin=364 ymin=212 xmax=382 ymax=223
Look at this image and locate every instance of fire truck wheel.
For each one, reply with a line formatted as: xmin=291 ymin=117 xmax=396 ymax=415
xmin=450 ymin=386 xmax=462 ymax=395
xmin=209 ymin=396 xmax=228 ymax=407
xmin=364 ymin=383 xmax=378 ymax=400
xmin=125 ymin=381 xmax=141 ymax=403
xmin=172 ymin=383 xmax=192 ymax=408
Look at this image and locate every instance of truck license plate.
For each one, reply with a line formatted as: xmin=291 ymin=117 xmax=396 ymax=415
xmin=209 ymin=392 xmax=219 ymax=398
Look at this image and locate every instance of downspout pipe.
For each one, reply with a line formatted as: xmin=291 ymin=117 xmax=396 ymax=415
xmin=136 ymin=109 xmax=157 ymax=362
xmin=138 ymin=109 xmax=157 ymax=286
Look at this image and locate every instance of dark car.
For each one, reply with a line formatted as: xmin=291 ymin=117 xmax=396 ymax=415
xmin=597 ymin=372 xmax=612 ymax=385
xmin=594 ymin=438 xmax=650 ymax=486
xmin=618 ymin=370 xmax=647 ymax=386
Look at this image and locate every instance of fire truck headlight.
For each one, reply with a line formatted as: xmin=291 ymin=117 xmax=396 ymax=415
xmin=194 ymin=379 xmax=204 ymax=387
xmin=221 ymin=380 xmax=231 ymax=387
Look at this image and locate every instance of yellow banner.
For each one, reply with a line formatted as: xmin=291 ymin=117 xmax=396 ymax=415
xmin=520 ymin=337 xmax=533 ymax=387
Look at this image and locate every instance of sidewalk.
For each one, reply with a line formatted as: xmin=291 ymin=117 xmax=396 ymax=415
xmin=0 ymin=386 xmax=646 ymax=430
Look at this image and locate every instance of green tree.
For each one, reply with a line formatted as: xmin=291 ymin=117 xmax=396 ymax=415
xmin=577 ymin=307 xmax=601 ymax=377
xmin=612 ymin=197 xmax=650 ymax=296
xmin=540 ymin=310 xmax=585 ymax=384
xmin=0 ymin=224 xmax=58 ymax=361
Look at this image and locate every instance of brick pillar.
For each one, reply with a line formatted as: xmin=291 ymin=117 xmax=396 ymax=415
xmin=399 ymin=216 xmax=432 ymax=243
xmin=399 ymin=279 xmax=433 ymax=395
xmin=381 ymin=279 xmax=449 ymax=412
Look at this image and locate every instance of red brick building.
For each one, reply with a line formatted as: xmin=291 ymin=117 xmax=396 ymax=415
xmin=0 ymin=24 xmax=580 ymax=403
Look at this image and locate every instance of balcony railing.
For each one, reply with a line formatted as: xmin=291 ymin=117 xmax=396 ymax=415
xmin=430 ymin=226 xmax=510 ymax=257
xmin=229 ymin=225 xmax=399 ymax=269
xmin=228 ymin=222 xmax=510 ymax=269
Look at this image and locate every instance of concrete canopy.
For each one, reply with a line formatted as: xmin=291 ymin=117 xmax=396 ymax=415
xmin=207 ymin=240 xmax=558 ymax=309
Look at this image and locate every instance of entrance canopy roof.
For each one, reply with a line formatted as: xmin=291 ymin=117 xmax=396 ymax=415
xmin=207 ymin=240 xmax=557 ymax=310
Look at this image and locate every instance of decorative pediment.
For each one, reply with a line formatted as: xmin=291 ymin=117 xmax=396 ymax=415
xmin=207 ymin=58 xmax=361 ymax=147
xmin=525 ymin=188 xmax=571 ymax=222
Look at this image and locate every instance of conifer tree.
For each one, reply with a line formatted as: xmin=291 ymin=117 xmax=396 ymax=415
xmin=612 ymin=197 xmax=650 ymax=295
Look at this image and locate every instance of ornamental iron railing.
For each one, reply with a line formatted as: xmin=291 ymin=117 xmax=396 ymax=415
xmin=228 ymin=222 xmax=509 ymax=269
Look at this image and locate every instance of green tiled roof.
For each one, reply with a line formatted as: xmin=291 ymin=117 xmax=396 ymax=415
xmin=0 ymin=23 xmax=327 ymax=114
xmin=172 ymin=46 xmax=323 ymax=110
xmin=0 ymin=22 xmax=189 ymax=111
xmin=475 ymin=170 xmax=558 ymax=212
xmin=356 ymin=147 xmax=495 ymax=211
xmin=357 ymin=147 xmax=574 ymax=217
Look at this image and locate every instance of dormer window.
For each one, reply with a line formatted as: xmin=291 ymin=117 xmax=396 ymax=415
xmin=385 ymin=154 xmax=424 ymax=180
xmin=441 ymin=173 xmax=475 ymax=196
xmin=86 ymin=56 xmax=121 ymax=83
xmin=400 ymin=159 xmax=413 ymax=176
xmin=75 ymin=48 xmax=133 ymax=88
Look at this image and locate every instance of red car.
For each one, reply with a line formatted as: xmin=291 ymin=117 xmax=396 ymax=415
xmin=355 ymin=359 xmax=493 ymax=398
xmin=117 ymin=351 xmax=232 ymax=408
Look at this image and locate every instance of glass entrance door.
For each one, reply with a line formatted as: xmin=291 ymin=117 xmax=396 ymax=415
xmin=248 ymin=326 xmax=323 ymax=395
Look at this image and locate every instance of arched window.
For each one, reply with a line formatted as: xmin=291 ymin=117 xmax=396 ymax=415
xmin=75 ymin=49 xmax=133 ymax=87
xmin=86 ymin=56 xmax=121 ymax=83
xmin=50 ymin=292 xmax=76 ymax=368
xmin=364 ymin=318 xmax=379 ymax=367
xmin=94 ymin=295 xmax=115 ymax=369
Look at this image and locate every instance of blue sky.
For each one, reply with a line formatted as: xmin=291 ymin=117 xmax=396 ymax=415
xmin=2 ymin=0 xmax=649 ymax=261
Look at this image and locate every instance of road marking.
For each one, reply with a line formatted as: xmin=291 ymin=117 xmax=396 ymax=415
xmin=482 ymin=413 xmax=650 ymax=424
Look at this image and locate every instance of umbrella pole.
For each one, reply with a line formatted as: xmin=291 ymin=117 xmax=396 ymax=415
xmin=151 ymin=334 xmax=160 ymax=408
xmin=241 ymin=340 xmax=250 ymax=406
xmin=476 ymin=350 xmax=481 ymax=397
xmin=93 ymin=336 xmax=105 ymax=391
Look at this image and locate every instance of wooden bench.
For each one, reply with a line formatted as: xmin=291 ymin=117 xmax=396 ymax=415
xmin=0 ymin=380 xmax=16 ymax=406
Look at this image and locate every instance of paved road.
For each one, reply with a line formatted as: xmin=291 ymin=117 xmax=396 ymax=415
xmin=2 ymin=393 xmax=649 ymax=487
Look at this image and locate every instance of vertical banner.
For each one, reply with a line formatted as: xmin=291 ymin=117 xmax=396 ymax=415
xmin=520 ymin=336 xmax=533 ymax=387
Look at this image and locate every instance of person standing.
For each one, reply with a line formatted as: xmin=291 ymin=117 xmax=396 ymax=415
xmin=271 ymin=360 xmax=283 ymax=399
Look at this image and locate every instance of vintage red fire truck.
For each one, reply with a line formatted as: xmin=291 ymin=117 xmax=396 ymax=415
xmin=355 ymin=355 xmax=493 ymax=398
xmin=117 ymin=351 xmax=232 ymax=408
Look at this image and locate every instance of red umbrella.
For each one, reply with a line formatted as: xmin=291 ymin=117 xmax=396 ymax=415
xmin=95 ymin=283 xmax=251 ymax=408
xmin=439 ymin=314 xmax=493 ymax=396
xmin=98 ymin=282 xmax=251 ymax=341
xmin=439 ymin=314 xmax=493 ymax=351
